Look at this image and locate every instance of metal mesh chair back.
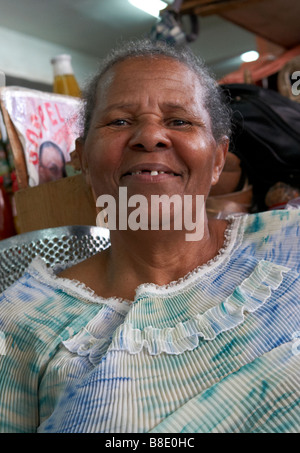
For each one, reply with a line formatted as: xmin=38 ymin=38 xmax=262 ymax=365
xmin=0 ymin=225 xmax=110 ymax=293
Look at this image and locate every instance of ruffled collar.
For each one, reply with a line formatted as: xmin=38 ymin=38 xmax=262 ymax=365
xmin=61 ymin=258 xmax=290 ymax=361
xmin=25 ymin=214 xmax=291 ymax=359
xmin=108 ymin=259 xmax=290 ymax=355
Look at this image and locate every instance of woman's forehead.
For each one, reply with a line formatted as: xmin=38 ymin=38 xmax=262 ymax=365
xmin=96 ymin=56 xmax=204 ymax=106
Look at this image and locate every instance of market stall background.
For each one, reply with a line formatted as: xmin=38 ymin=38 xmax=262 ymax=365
xmin=0 ymin=0 xmax=261 ymax=89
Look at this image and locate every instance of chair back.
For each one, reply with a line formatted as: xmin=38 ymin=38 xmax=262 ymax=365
xmin=0 ymin=225 xmax=110 ymax=293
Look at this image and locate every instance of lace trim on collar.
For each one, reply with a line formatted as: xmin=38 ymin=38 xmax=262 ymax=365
xmin=62 ymin=259 xmax=290 ymax=360
xmin=26 ymin=257 xmax=131 ymax=315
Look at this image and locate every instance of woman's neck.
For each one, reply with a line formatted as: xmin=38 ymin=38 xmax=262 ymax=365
xmin=103 ymin=216 xmax=228 ymax=299
xmin=58 ymin=217 xmax=228 ymax=302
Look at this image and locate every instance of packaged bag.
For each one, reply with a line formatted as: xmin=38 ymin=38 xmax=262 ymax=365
xmin=150 ymin=0 xmax=199 ymax=45
xmin=0 ymin=86 xmax=81 ymax=187
xmin=221 ymin=83 xmax=300 ymax=210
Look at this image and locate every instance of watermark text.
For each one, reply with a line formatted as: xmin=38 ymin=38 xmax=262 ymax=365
xmin=96 ymin=188 xmax=205 ymax=241
xmin=291 ymin=71 xmax=300 ymax=95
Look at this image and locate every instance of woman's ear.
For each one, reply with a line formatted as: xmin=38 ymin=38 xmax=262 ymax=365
xmin=211 ymin=137 xmax=229 ymax=186
xmin=75 ymin=137 xmax=91 ymax=187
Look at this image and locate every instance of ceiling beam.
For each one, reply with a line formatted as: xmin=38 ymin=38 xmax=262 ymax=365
xmin=181 ymin=0 xmax=265 ymax=16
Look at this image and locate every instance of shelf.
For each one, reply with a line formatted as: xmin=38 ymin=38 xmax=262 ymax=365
xmin=181 ymin=0 xmax=300 ymax=48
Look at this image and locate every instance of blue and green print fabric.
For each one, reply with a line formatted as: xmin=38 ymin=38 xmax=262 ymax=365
xmin=0 ymin=209 xmax=299 ymax=433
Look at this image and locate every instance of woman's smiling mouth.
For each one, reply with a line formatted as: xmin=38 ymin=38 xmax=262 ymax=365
xmin=121 ymin=163 xmax=181 ymax=181
xmin=128 ymin=170 xmax=175 ymax=176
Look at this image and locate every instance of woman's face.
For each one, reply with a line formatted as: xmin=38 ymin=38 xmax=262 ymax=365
xmin=78 ymin=57 xmax=228 ymax=207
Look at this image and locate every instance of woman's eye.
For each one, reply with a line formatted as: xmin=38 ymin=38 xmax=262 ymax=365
xmin=108 ymin=119 xmax=129 ymax=126
xmin=169 ymin=119 xmax=191 ymax=127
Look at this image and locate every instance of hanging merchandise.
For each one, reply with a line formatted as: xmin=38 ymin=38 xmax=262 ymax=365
xmin=150 ymin=0 xmax=199 ymax=45
xmin=10 ymin=171 xmax=20 ymax=234
xmin=0 ymin=112 xmax=12 ymax=187
xmin=1 ymin=86 xmax=81 ymax=187
xmin=222 ymin=83 xmax=300 ymax=211
xmin=0 ymin=142 xmax=11 ymax=186
xmin=51 ymin=54 xmax=81 ymax=97
xmin=0 ymin=175 xmax=16 ymax=240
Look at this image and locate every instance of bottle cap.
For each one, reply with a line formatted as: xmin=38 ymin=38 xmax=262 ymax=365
xmin=51 ymin=54 xmax=71 ymax=64
xmin=51 ymin=54 xmax=73 ymax=76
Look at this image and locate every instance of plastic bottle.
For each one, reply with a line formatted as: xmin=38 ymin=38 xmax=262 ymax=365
xmin=51 ymin=54 xmax=81 ymax=97
xmin=0 ymin=70 xmax=5 ymax=87
xmin=0 ymin=175 xmax=16 ymax=240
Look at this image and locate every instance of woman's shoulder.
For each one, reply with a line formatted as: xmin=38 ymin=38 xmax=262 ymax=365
xmin=243 ymin=208 xmax=300 ymax=235
xmin=1 ymin=258 xmax=59 ymax=306
xmin=0 ymin=257 xmax=107 ymax=356
xmin=0 ymin=255 xmax=104 ymax=319
xmin=239 ymin=208 xmax=300 ymax=271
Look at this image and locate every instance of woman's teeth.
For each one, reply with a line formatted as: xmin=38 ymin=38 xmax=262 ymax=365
xmin=130 ymin=170 xmax=174 ymax=176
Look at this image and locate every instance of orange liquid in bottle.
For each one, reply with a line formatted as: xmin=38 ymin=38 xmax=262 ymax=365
xmin=53 ymin=74 xmax=81 ymax=98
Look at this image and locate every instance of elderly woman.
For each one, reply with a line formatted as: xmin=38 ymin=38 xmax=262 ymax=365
xmin=0 ymin=40 xmax=299 ymax=434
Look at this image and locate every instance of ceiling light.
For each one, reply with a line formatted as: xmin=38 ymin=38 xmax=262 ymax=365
xmin=128 ymin=0 xmax=168 ymax=18
xmin=240 ymin=51 xmax=259 ymax=62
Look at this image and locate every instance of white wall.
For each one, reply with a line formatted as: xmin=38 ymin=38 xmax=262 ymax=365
xmin=0 ymin=25 xmax=99 ymax=88
xmin=0 ymin=18 xmax=257 ymax=87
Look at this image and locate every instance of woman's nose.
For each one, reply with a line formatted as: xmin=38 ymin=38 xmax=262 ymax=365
xmin=128 ymin=121 xmax=171 ymax=152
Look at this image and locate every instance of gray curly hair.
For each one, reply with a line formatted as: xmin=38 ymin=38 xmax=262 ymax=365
xmin=80 ymin=39 xmax=231 ymax=144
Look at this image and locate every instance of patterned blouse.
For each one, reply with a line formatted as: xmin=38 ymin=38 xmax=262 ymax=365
xmin=0 ymin=209 xmax=299 ymax=433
